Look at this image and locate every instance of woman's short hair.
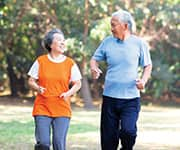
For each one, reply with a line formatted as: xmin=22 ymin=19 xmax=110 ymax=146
xmin=42 ymin=28 xmax=64 ymax=52
xmin=112 ymin=10 xmax=136 ymax=33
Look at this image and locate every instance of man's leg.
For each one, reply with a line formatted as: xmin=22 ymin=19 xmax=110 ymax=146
xmin=101 ymin=96 xmax=120 ymax=150
xmin=119 ymin=98 xmax=140 ymax=150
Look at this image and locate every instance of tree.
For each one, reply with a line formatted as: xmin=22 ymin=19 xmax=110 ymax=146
xmin=0 ymin=0 xmax=179 ymax=103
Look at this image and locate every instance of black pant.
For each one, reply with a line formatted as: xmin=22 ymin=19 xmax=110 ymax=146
xmin=101 ymin=96 xmax=140 ymax=150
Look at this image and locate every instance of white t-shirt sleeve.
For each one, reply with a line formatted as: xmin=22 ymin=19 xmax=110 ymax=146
xmin=27 ymin=60 xmax=39 ymax=79
xmin=70 ymin=64 xmax=82 ymax=82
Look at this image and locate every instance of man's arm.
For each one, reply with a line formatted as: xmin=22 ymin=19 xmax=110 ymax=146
xmin=136 ymin=64 xmax=152 ymax=90
xmin=90 ymin=59 xmax=102 ymax=79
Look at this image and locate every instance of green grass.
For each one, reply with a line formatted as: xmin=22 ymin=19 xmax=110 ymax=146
xmin=0 ymin=106 xmax=101 ymax=150
xmin=0 ymin=121 xmax=34 ymax=142
xmin=69 ymin=123 xmax=98 ymax=134
xmin=69 ymin=110 xmax=99 ymax=134
xmin=0 ymin=105 xmax=180 ymax=150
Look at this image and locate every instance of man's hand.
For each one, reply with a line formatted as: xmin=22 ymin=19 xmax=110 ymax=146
xmin=91 ymin=67 xmax=102 ymax=79
xmin=136 ymin=64 xmax=152 ymax=90
xmin=90 ymin=59 xmax=102 ymax=79
xmin=136 ymin=79 xmax=145 ymax=90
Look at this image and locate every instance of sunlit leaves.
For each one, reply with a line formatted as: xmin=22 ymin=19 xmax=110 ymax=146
xmin=0 ymin=0 xmax=179 ymax=98
xmin=90 ymin=17 xmax=111 ymax=41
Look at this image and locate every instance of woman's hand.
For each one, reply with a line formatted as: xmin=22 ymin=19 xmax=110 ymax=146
xmin=28 ymin=77 xmax=46 ymax=94
xmin=37 ymin=86 xmax=46 ymax=94
xmin=59 ymin=92 xmax=70 ymax=101
xmin=59 ymin=80 xmax=81 ymax=101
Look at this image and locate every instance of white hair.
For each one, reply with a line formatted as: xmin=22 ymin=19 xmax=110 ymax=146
xmin=112 ymin=10 xmax=136 ymax=33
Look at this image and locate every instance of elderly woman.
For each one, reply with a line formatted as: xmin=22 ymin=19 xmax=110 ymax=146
xmin=28 ymin=29 xmax=82 ymax=150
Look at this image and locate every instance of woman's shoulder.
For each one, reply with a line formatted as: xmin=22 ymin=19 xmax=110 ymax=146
xmin=65 ymin=56 xmax=75 ymax=64
xmin=37 ymin=54 xmax=48 ymax=61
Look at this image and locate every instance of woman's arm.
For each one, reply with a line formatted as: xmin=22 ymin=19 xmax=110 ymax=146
xmin=28 ymin=77 xmax=46 ymax=94
xmin=60 ymin=80 xmax=82 ymax=100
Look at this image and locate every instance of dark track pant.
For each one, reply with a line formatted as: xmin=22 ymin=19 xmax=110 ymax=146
xmin=101 ymin=96 xmax=140 ymax=150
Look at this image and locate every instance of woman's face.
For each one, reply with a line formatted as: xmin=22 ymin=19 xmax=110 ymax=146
xmin=50 ymin=33 xmax=66 ymax=53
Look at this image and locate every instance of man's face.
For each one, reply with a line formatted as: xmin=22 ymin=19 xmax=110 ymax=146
xmin=111 ymin=16 xmax=127 ymax=40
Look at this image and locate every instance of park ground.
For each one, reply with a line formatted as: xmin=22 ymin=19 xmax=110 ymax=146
xmin=0 ymin=96 xmax=180 ymax=150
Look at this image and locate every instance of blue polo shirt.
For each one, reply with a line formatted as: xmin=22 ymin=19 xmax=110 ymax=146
xmin=92 ymin=35 xmax=152 ymax=99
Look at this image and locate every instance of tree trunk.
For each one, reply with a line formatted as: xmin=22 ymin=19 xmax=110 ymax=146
xmin=6 ymin=54 xmax=18 ymax=96
xmin=92 ymin=79 xmax=100 ymax=99
xmin=81 ymin=75 xmax=94 ymax=108
xmin=80 ymin=0 xmax=94 ymax=108
xmin=36 ymin=38 xmax=44 ymax=57
xmin=3 ymin=1 xmax=30 ymax=97
xmin=80 ymin=55 xmax=94 ymax=108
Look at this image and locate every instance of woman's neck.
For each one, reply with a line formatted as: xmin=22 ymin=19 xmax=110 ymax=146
xmin=49 ymin=51 xmax=63 ymax=60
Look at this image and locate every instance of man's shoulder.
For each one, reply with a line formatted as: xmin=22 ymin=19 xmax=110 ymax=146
xmin=130 ymin=35 xmax=148 ymax=46
xmin=132 ymin=35 xmax=148 ymax=42
xmin=103 ymin=35 xmax=114 ymax=42
xmin=131 ymin=34 xmax=142 ymax=41
xmin=101 ymin=36 xmax=117 ymax=46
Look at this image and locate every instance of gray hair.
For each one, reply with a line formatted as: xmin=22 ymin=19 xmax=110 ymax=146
xmin=112 ymin=10 xmax=136 ymax=33
xmin=42 ymin=28 xmax=64 ymax=52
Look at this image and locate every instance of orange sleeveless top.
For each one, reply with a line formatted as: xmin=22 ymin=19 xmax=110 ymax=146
xmin=32 ymin=55 xmax=74 ymax=117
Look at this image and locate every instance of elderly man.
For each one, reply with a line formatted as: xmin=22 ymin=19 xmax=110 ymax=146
xmin=90 ymin=10 xmax=152 ymax=150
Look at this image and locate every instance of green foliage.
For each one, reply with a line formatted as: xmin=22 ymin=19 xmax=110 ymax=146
xmin=66 ymin=38 xmax=84 ymax=62
xmin=150 ymin=59 xmax=174 ymax=98
xmin=90 ymin=17 xmax=111 ymax=42
xmin=0 ymin=0 xmax=179 ymax=100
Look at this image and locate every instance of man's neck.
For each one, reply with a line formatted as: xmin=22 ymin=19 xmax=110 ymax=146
xmin=121 ymin=31 xmax=131 ymax=40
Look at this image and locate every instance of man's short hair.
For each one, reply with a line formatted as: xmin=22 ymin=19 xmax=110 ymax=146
xmin=112 ymin=10 xmax=136 ymax=33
